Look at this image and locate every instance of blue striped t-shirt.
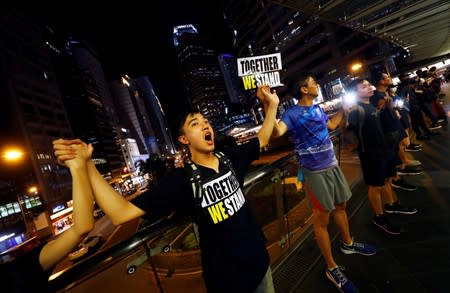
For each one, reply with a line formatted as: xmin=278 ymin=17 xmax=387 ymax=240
xmin=281 ymin=104 xmax=337 ymax=171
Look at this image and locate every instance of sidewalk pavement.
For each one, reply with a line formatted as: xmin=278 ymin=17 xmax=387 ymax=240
xmin=274 ymin=83 xmax=450 ymax=293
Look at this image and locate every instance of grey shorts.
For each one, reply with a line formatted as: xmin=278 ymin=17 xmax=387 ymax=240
xmin=302 ymin=165 xmax=352 ymax=212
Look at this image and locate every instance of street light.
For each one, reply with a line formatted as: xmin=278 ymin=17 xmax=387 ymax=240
xmin=350 ymin=62 xmax=362 ymax=72
xmin=1 ymin=147 xmax=34 ymax=238
xmin=350 ymin=61 xmax=363 ymax=77
xmin=2 ymin=148 xmax=24 ymax=162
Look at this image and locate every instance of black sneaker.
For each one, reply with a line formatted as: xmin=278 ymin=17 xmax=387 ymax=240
xmin=409 ymin=143 xmax=422 ymax=148
xmin=384 ymin=202 xmax=418 ymax=215
xmin=405 ymin=145 xmax=421 ymax=152
xmin=372 ymin=215 xmax=401 ymax=235
xmin=391 ymin=178 xmax=417 ymax=191
xmin=429 ymin=123 xmax=442 ymax=130
xmin=396 ymin=166 xmax=423 ymax=176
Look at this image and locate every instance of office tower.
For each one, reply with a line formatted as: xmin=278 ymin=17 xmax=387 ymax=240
xmin=128 ymin=76 xmax=176 ymax=157
xmin=110 ymin=75 xmax=176 ymax=159
xmin=0 ymin=4 xmax=73 ymax=209
xmin=173 ymin=24 xmax=230 ymax=132
xmin=173 ymin=24 xmax=257 ymax=137
xmin=54 ymin=37 xmax=124 ymax=176
xmin=109 ymin=77 xmax=152 ymax=156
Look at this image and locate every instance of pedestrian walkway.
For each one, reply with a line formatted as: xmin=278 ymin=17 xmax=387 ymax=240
xmin=273 ymin=82 xmax=450 ymax=293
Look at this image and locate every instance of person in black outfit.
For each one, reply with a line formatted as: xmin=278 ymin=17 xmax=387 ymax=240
xmin=346 ymin=78 xmax=418 ymax=235
xmin=397 ymin=76 xmax=438 ymax=140
xmin=52 ymin=85 xmax=279 ymax=293
xmin=370 ymin=72 xmax=420 ymax=191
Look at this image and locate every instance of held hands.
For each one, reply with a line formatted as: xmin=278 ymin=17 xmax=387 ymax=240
xmin=53 ymin=139 xmax=93 ymax=168
xmin=256 ymin=84 xmax=279 ymax=107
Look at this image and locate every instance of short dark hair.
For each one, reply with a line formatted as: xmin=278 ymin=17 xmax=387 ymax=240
xmin=371 ymin=71 xmax=386 ymax=86
xmin=288 ymin=71 xmax=314 ymax=98
xmin=175 ymin=107 xmax=200 ymax=136
xmin=346 ymin=78 xmax=366 ymax=93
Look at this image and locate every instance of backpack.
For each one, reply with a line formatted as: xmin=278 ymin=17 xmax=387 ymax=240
xmin=185 ymin=151 xmax=234 ymax=244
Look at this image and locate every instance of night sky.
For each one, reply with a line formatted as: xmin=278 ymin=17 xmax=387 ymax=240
xmin=13 ymin=0 xmax=235 ymax=124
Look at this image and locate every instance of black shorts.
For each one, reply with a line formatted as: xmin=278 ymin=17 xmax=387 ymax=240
xmin=359 ymin=151 xmax=397 ymax=186
xmin=399 ymin=109 xmax=410 ymax=129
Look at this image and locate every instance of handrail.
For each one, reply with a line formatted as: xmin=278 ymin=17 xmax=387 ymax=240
xmin=48 ymin=215 xmax=178 ymax=292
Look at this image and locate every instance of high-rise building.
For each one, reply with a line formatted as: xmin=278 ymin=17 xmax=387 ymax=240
xmin=127 ymin=76 xmax=176 ymax=157
xmin=120 ymin=138 xmax=146 ymax=173
xmin=0 ymin=4 xmax=73 ymax=208
xmin=173 ymin=24 xmax=230 ymax=128
xmin=109 ymin=77 xmax=152 ymax=156
xmin=173 ymin=24 xmax=258 ymax=137
xmin=53 ymin=37 xmax=124 ymax=176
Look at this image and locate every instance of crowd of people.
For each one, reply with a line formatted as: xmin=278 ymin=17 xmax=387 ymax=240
xmin=1 ymin=66 xmax=447 ymax=293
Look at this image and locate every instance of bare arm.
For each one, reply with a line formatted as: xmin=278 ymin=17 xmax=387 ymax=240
xmin=86 ymin=160 xmax=145 ymax=225
xmin=40 ymin=144 xmax=95 ymax=271
xmin=255 ymin=85 xmax=287 ymax=145
xmin=271 ymin=119 xmax=288 ymax=138
xmin=53 ymin=139 xmax=144 ymax=226
xmin=327 ymin=110 xmax=344 ymax=130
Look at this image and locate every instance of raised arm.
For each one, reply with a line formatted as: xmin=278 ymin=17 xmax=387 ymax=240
xmin=53 ymin=139 xmax=145 ymax=226
xmin=255 ymin=85 xmax=285 ymax=146
xmin=39 ymin=143 xmax=94 ymax=271
xmin=327 ymin=109 xmax=344 ymax=130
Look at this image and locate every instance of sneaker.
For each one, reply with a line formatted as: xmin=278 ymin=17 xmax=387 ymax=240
xmin=405 ymin=159 xmax=422 ymax=167
xmin=325 ymin=266 xmax=359 ymax=293
xmin=384 ymin=202 xmax=418 ymax=215
xmin=429 ymin=123 xmax=442 ymax=130
xmin=396 ymin=166 xmax=423 ymax=176
xmin=405 ymin=145 xmax=422 ymax=152
xmin=391 ymin=178 xmax=417 ymax=191
xmin=437 ymin=119 xmax=445 ymax=123
xmin=340 ymin=240 xmax=376 ymax=256
xmin=372 ymin=215 xmax=401 ymax=235
xmin=409 ymin=143 xmax=422 ymax=148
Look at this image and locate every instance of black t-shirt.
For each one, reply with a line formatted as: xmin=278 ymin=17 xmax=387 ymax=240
xmin=397 ymin=85 xmax=421 ymax=112
xmin=348 ymin=102 xmax=388 ymax=155
xmin=370 ymin=90 xmax=403 ymax=133
xmin=132 ymin=138 xmax=270 ymax=293
xmin=0 ymin=244 xmax=53 ymax=293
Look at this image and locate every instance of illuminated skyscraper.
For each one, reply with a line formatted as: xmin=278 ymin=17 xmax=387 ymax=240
xmin=0 ymin=4 xmax=73 ymax=207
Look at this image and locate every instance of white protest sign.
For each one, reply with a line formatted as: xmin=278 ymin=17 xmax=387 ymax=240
xmin=237 ymin=53 xmax=282 ymax=90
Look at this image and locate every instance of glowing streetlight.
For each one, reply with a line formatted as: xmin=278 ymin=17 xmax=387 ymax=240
xmin=2 ymin=148 xmax=24 ymax=163
xmin=351 ymin=62 xmax=363 ymax=72
xmin=28 ymin=186 xmax=38 ymax=194
xmin=1 ymin=146 xmax=34 ymax=237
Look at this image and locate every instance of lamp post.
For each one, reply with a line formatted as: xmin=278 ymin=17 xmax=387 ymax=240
xmin=1 ymin=147 xmax=34 ymax=237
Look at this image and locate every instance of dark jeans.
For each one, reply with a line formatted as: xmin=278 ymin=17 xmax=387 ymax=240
xmin=410 ymin=109 xmax=431 ymax=137
xmin=420 ymin=102 xmax=438 ymax=124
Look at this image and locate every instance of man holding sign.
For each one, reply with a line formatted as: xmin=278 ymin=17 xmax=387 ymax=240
xmin=269 ymin=73 xmax=376 ymax=293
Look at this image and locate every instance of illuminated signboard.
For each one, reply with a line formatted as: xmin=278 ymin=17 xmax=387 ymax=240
xmin=237 ymin=53 xmax=283 ymax=90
